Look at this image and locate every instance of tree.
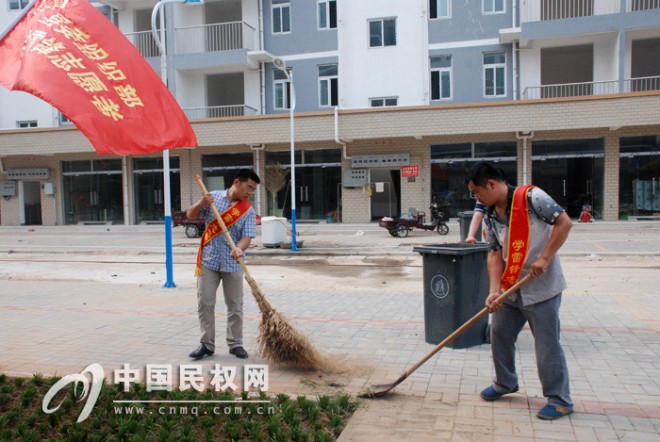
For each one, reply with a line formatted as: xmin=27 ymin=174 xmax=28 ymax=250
xmin=264 ymin=163 xmax=288 ymax=216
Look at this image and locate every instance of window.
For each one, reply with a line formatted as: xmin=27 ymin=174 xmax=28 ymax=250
xmin=483 ymin=52 xmax=506 ymax=97
xmin=483 ymin=0 xmax=504 ymax=14
xmin=370 ymin=97 xmax=398 ymax=107
xmin=274 ymin=69 xmax=292 ymax=110
xmin=16 ymin=120 xmax=37 ymax=128
xmin=369 ymin=18 xmax=396 ymax=47
xmin=8 ymin=0 xmax=30 ymax=10
xmin=430 ymin=0 xmax=451 ymax=19
xmin=431 ymin=56 xmax=452 ymax=100
xmin=318 ymin=0 xmax=337 ymax=30
xmin=96 ymin=4 xmax=119 ymax=26
xmin=318 ymin=64 xmax=338 ymax=107
xmin=59 ymin=112 xmax=73 ymax=126
xmin=272 ymin=0 xmax=290 ymax=34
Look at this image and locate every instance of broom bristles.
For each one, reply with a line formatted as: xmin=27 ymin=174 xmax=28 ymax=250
xmin=257 ymin=308 xmax=329 ymax=371
xmin=244 ymin=275 xmax=330 ymax=371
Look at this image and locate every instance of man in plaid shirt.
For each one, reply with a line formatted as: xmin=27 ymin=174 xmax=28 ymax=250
xmin=187 ymin=169 xmax=260 ymax=360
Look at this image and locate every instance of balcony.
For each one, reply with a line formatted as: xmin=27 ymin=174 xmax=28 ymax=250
xmin=522 ymin=0 xmax=660 ymax=23
xmin=522 ymin=76 xmax=660 ymax=99
xmin=522 ymin=0 xmax=620 ymax=23
xmin=124 ymin=30 xmax=159 ymax=59
xmin=624 ymin=76 xmax=660 ymax=92
xmin=626 ymin=0 xmax=660 ymax=11
xmin=175 ymin=22 xmax=256 ymax=54
xmin=183 ymin=105 xmax=258 ymax=120
xmin=124 ymin=21 xmax=256 ymax=59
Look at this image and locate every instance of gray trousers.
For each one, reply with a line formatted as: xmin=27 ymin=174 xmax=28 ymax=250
xmin=490 ymin=292 xmax=573 ymax=409
xmin=196 ymin=266 xmax=244 ymax=352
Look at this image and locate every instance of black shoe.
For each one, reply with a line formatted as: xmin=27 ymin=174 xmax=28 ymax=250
xmin=229 ymin=346 xmax=248 ymax=359
xmin=189 ymin=344 xmax=214 ymax=360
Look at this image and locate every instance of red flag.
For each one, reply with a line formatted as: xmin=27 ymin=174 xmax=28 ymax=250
xmin=0 ymin=0 xmax=197 ymax=155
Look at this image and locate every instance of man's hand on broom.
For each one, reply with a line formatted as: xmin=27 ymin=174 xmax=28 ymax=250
xmin=200 ymin=193 xmax=214 ymax=207
xmin=230 ymin=237 xmax=251 ymax=262
xmin=230 ymin=247 xmax=244 ymax=261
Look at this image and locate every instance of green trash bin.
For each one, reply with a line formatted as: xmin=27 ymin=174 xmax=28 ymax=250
xmin=413 ymin=243 xmax=489 ymax=349
xmin=458 ymin=211 xmax=482 ymax=243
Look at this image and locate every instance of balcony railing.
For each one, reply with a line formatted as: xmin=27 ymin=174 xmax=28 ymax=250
xmin=626 ymin=0 xmax=660 ymax=11
xmin=183 ymin=105 xmax=258 ymax=120
xmin=175 ymin=21 xmax=256 ymax=54
xmin=522 ymin=76 xmax=660 ymax=99
xmin=522 ymin=0 xmax=620 ymax=22
xmin=124 ymin=22 xmax=256 ymax=59
xmin=124 ymin=30 xmax=160 ymax=59
xmin=522 ymin=80 xmax=618 ymax=99
xmin=624 ymin=76 xmax=660 ymax=92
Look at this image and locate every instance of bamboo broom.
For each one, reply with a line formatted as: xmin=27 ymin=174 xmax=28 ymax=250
xmin=194 ymin=175 xmax=326 ymax=370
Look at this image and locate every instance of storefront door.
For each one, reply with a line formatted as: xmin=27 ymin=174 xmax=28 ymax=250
xmin=21 ymin=181 xmax=41 ymax=225
xmin=619 ymin=136 xmax=660 ymax=218
xmin=63 ymin=160 xmax=124 ymax=225
xmin=265 ymin=149 xmax=341 ymax=221
xmin=370 ymin=169 xmax=400 ymax=220
xmin=133 ymin=157 xmax=181 ymax=223
xmin=531 ymin=157 xmax=603 ymax=218
xmin=531 ymin=139 xmax=604 ymax=219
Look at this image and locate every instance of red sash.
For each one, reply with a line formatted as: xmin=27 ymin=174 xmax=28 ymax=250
xmin=500 ymin=185 xmax=534 ymax=290
xmin=194 ymin=199 xmax=251 ymax=276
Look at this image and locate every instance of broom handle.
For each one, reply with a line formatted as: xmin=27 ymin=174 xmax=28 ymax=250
xmin=402 ymin=274 xmax=533 ymax=378
xmin=194 ymin=175 xmax=270 ymax=309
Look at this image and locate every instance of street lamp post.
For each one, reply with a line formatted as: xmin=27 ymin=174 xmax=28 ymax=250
xmin=273 ymin=58 xmax=297 ymax=251
xmin=151 ymin=0 xmax=204 ymax=287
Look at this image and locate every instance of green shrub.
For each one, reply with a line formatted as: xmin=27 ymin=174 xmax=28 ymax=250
xmin=30 ymin=374 xmax=44 ymax=386
xmin=0 ymin=374 xmax=358 ymax=442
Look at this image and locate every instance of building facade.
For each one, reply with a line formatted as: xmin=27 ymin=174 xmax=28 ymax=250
xmin=0 ymin=0 xmax=659 ymax=225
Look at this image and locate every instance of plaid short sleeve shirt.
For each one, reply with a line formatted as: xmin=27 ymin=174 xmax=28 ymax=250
xmin=484 ymin=185 xmax=564 ymax=253
xmin=199 ymin=190 xmax=256 ymax=273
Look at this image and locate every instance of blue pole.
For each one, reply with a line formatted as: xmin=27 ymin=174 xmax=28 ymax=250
xmin=164 ymin=213 xmax=176 ymax=288
xmin=290 ymin=208 xmax=297 ymax=251
xmin=153 ymin=1 xmax=176 ymax=287
xmin=288 ymin=70 xmax=297 ymax=251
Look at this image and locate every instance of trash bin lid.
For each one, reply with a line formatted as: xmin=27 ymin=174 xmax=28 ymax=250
xmin=413 ymin=243 xmax=489 ymax=256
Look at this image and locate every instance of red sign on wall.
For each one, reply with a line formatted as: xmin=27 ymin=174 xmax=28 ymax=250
xmin=401 ymin=165 xmax=419 ymax=178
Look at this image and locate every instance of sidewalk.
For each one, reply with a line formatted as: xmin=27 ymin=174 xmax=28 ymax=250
xmin=0 ymin=222 xmax=659 ymax=441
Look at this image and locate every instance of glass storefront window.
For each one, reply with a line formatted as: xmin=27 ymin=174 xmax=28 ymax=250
xmin=620 ymin=136 xmax=660 ymax=218
xmin=430 ymin=161 xmax=517 ymax=217
xmin=431 ymin=142 xmax=517 ymax=217
xmin=531 ymin=139 xmax=604 ymax=218
xmin=264 ymin=149 xmax=341 ymax=220
xmin=202 ymin=153 xmax=255 ymax=195
xmin=62 ymin=160 xmax=92 ymax=173
xmin=474 ymin=141 xmax=517 ymax=158
xmin=532 ymin=139 xmax=603 ymax=157
xmin=133 ymin=157 xmax=181 ymax=223
xmin=431 ymin=143 xmax=472 ymax=160
xmin=62 ymin=159 xmax=123 ymax=224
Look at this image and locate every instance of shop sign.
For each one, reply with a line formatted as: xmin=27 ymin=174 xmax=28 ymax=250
xmin=6 ymin=168 xmax=50 ymax=180
xmin=401 ymin=165 xmax=419 ymax=177
xmin=351 ymin=154 xmax=409 ymax=168
xmin=0 ymin=181 xmax=16 ymax=196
